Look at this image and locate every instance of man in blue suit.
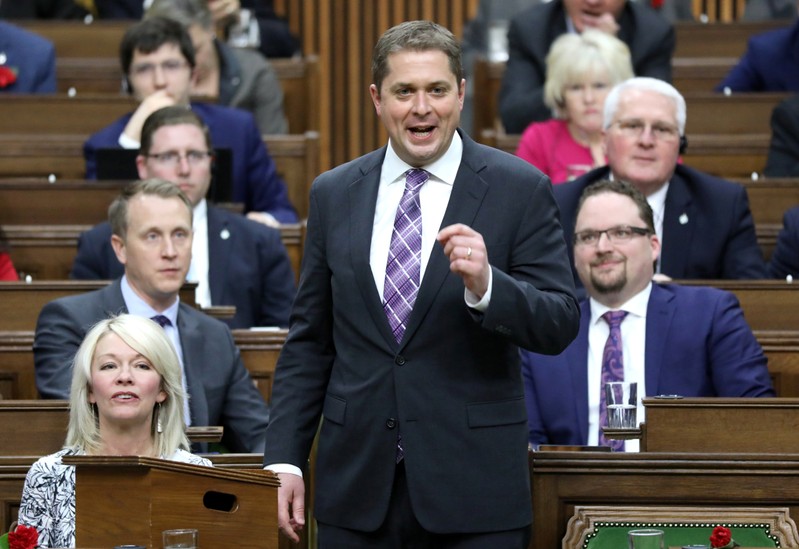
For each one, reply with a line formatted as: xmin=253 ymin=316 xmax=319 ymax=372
xmin=72 ymin=106 xmax=295 ymax=329
xmin=83 ymin=16 xmax=297 ymax=225
xmin=715 ymin=18 xmax=799 ymax=92
xmin=555 ymin=77 xmax=767 ymax=294
xmin=0 ymin=21 xmax=56 ymax=93
xmin=522 ymin=179 xmax=774 ymax=451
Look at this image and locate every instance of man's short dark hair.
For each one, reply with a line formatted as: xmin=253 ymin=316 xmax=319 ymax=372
xmin=120 ymin=16 xmax=196 ymax=75
xmin=576 ymin=179 xmax=656 ymax=233
xmin=371 ymin=20 xmax=463 ymax=94
xmin=140 ymin=106 xmax=213 ymax=156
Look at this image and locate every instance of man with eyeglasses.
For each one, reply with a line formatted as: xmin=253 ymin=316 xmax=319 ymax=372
xmin=520 ymin=179 xmax=774 ymax=451
xmin=83 ymin=16 xmax=297 ymax=227
xmin=72 ymin=106 xmax=296 ymax=329
xmin=553 ymin=77 xmax=768 ymax=294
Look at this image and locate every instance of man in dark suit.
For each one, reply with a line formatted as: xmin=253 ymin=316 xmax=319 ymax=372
xmin=0 ymin=21 xmax=56 ymax=93
xmin=83 ymin=16 xmax=297 ymax=226
xmin=72 ymin=106 xmax=295 ymax=329
xmin=34 ymin=178 xmax=270 ymax=453
xmin=498 ymin=0 xmax=674 ymax=133
xmin=765 ymin=94 xmax=799 ymax=178
xmin=555 ymin=77 xmax=767 ymax=292
xmin=522 ymin=179 xmax=774 ymax=450
xmin=262 ymin=21 xmax=579 ymax=548
xmin=715 ymin=18 xmax=799 ymax=92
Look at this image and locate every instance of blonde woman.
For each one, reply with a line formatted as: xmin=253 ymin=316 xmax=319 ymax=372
xmin=515 ymin=30 xmax=633 ymax=183
xmin=18 ymin=314 xmax=211 ymax=548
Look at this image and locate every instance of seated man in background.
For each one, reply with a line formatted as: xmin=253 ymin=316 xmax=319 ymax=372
xmin=83 ymin=16 xmax=297 ymax=226
xmin=0 ymin=21 xmax=57 ymax=93
xmin=498 ymin=0 xmax=674 ymax=133
xmin=715 ymin=14 xmax=799 ymax=92
xmin=522 ymin=180 xmax=774 ymax=451
xmin=555 ymin=77 xmax=768 ymax=293
xmin=72 ymin=106 xmax=296 ymax=329
xmin=146 ymin=0 xmax=289 ymax=135
xmin=35 ymin=178 xmax=270 ymax=453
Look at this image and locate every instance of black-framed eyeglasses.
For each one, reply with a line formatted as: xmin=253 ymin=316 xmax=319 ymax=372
xmin=144 ymin=150 xmax=213 ymax=167
xmin=574 ymin=225 xmax=651 ymax=246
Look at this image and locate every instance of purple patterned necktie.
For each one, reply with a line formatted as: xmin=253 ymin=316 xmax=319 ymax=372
xmin=599 ymin=310 xmax=628 ymax=451
xmin=150 ymin=315 xmax=172 ymax=328
xmin=383 ymin=168 xmax=428 ymax=344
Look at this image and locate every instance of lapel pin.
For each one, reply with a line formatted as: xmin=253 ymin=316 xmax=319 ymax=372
xmin=679 ymin=213 xmax=688 ymax=225
xmin=220 ymin=228 xmax=231 ymax=240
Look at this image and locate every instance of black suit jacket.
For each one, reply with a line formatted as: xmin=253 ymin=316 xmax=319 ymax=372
xmin=33 ymin=279 xmax=269 ymax=453
xmin=498 ymin=0 xmax=675 ymax=133
xmin=70 ymin=206 xmax=295 ymax=329
xmin=263 ymin=132 xmax=580 ymax=533
xmin=554 ymin=164 xmax=768 ymax=292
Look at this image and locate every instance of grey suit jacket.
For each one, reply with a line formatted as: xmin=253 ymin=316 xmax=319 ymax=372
xmin=263 ymin=132 xmax=580 ymax=533
xmin=33 ymin=280 xmax=269 ymax=453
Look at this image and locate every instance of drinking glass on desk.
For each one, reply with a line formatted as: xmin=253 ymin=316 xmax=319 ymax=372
xmin=162 ymin=528 xmax=198 ymax=549
xmin=628 ymin=528 xmax=664 ymax=549
xmin=605 ymin=381 xmax=638 ymax=429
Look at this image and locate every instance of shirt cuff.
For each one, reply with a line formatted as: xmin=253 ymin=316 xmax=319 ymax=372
xmin=465 ymin=267 xmax=492 ymax=311
xmin=264 ymin=463 xmax=303 ymax=478
xmin=118 ymin=133 xmax=140 ymax=149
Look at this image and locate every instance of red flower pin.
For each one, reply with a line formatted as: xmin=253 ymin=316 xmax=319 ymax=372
xmin=0 ymin=66 xmax=17 ymax=89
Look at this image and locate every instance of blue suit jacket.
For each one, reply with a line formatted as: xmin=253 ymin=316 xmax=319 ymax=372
xmin=769 ymin=205 xmax=799 ymax=278
xmin=33 ymin=279 xmax=270 ymax=453
xmin=716 ymin=19 xmax=799 ymax=92
xmin=555 ymin=164 xmax=768 ymax=293
xmin=70 ymin=205 xmax=296 ymax=328
xmin=0 ymin=21 xmax=56 ymax=93
xmin=83 ymin=102 xmax=298 ymax=223
xmin=521 ymin=283 xmax=774 ymax=447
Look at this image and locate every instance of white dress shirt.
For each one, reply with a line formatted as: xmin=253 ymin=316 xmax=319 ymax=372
xmin=187 ymin=199 xmax=212 ymax=308
xmin=586 ymin=283 xmax=652 ymax=452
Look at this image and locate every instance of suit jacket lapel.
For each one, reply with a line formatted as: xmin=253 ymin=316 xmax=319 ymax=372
xmin=206 ymin=207 xmax=230 ymax=303
xmin=401 ymin=136 xmax=489 ymax=347
xmin=347 ymin=148 xmax=398 ymax=347
xmin=661 ymin=174 xmax=693 ymax=278
xmin=644 ymin=284 xmax=676 ymax=396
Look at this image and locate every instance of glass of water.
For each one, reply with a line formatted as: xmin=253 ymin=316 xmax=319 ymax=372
xmin=628 ymin=528 xmax=664 ymax=549
xmin=162 ymin=528 xmax=198 ymax=549
xmin=605 ymin=381 xmax=638 ymax=429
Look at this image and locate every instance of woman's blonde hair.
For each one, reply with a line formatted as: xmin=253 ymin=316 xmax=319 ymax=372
xmin=543 ymin=30 xmax=634 ymax=119
xmin=66 ymin=314 xmax=189 ymax=457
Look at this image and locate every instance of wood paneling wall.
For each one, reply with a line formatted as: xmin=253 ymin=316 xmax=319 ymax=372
xmin=274 ymin=0 xmax=480 ymax=171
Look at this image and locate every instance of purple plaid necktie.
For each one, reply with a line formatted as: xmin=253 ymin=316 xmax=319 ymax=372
xmin=599 ymin=310 xmax=628 ymax=451
xmin=383 ymin=168 xmax=428 ymax=344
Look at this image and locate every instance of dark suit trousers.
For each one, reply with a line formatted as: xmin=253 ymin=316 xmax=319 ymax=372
xmin=316 ymin=462 xmax=531 ymax=549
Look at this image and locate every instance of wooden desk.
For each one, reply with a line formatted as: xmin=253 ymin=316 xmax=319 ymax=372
xmin=674 ymin=21 xmax=789 ymax=57
xmin=530 ymin=451 xmax=799 ymax=548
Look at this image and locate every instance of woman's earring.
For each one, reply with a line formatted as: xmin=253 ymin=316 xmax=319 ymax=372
xmin=156 ymin=403 xmax=163 ymax=434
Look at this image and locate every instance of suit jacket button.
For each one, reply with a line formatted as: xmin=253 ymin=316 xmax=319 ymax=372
xmin=386 ymin=418 xmax=397 ymax=429
xmin=395 ymin=355 xmax=406 ymax=366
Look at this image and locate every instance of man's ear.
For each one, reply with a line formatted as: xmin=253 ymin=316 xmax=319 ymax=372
xmin=111 ymin=234 xmax=127 ymax=266
xmin=369 ymin=84 xmax=382 ymax=116
xmin=136 ymin=155 xmax=148 ymax=179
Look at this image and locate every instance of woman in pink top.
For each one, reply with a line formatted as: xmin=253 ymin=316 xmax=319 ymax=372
xmin=0 ymin=227 xmax=18 ymax=281
xmin=516 ymin=30 xmax=633 ymax=184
